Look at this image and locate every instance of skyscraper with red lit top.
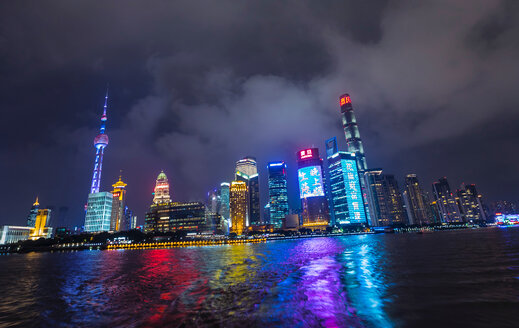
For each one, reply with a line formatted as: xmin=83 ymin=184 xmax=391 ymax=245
xmin=339 ymin=94 xmax=372 ymax=225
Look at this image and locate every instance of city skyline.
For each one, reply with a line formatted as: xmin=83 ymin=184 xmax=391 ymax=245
xmin=1 ymin=89 xmax=512 ymax=229
xmin=2 ymin=1 xmax=519 ymax=228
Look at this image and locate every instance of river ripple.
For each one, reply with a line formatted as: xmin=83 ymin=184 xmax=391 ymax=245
xmin=0 ymin=227 xmax=518 ymax=327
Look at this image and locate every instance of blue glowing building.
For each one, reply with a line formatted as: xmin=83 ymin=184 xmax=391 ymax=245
xmin=84 ymin=192 xmax=113 ymax=232
xmin=267 ymin=161 xmax=289 ymax=228
xmin=326 ymin=144 xmax=368 ymax=227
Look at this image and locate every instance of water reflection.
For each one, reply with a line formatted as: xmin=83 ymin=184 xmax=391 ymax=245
xmin=1 ymin=229 xmax=518 ymax=327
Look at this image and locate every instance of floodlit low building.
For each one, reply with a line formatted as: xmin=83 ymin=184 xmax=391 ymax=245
xmin=0 ymin=226 xmax=33 ymax=245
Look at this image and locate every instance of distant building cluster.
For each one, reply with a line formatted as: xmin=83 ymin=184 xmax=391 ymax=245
xmin=1 ymin=91 xmax=513 ymax=244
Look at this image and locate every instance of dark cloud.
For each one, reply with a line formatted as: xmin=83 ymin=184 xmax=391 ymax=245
xmin=1 ymin=0 xmax=519 ymax=227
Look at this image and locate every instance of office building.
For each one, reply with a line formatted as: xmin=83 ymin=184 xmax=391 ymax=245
xmin=403 ymin=174 xmax=432 ymax=225
xmin=206 ymin=187 xmax=220 ymax=214
xmin=327 ymin=149 xmax=368 ymax=227
xmin=432 ymin=177 xmax=462 ymax=223
xmin=26 ymin=196 xmax=39 ymax=227
xmin=145 ymin=202 xmax=206 ymax=233
xmin=110 ymin=175 xmax=127 ymax=232
xmin=297 ymin=148 xmax=330 ymax=230
xmin=457 ymin=183 xmax=487 ymax=223
xmin=30 ymin=209 xmax=53 ymax=240
xmin=235 ymin=156 xmax=261 ymax=225
xmin=84 ymin=192 xmax=113 ymax=232
xmin=219 ymin=182 xmax=230 ymax=222
xmin=365 ymin=170 xmax=407 ymax=226
xmin=205 ymin=211 xmax=223 ymax=234
xmin=339 ymin=94 xmax=371 ymax=223
xmin=267 ymin=161 xmax=289 ymax=229
xmin=230 ymin=180 xmax=248 ymax=235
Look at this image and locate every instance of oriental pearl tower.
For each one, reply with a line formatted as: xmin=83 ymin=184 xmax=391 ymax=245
xmin=90 ymin=90 xmax=109 ymax=194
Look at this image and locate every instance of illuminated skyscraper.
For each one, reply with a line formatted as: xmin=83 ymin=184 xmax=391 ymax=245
xmin=90 ymin=90 xmax=109 ymax=194
xmin=297 ymin=148 xmax=330 ymax=230
xmin=457 ymin=183 xmax=486 ymax=223
xmin=110 ymin=174 xmax=127 ymax=232
xmin=84 ymin=192 xmax=113 ymax=232
xmin=327 ymin=149 xmax=368 ymax=227
xmin=219 ymin=182 xmax=230 ymax=221
xmin=432 ymin=177 xmax=462 ymax=223
xmin=206 ymin=187 xmax=220 ymax=214
xmin=403 ymin=174 xmax=432 ymax=226
xmin=267 ymin=161 xmax=289 ymax=229
xmin=338 ymin=94 xmax=371 ymax=223
xmin=26 ymin=196 xmax=39 ymax=227
xmin=365 ymin=170 xmax=407 ymax=226
xmin=230 ymin=181 xmax=248 ymax=235
xmin=153 ymin=170 xmax=171 ymax=204
xmin=235 ymin=156 xmax=260 ymax=225
xmin=30 ymin=209 xmax=53 ymax=240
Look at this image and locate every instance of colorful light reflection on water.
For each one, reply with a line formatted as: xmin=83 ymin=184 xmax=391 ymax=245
xmin=1 ymin=228 xmax=519 ymax=327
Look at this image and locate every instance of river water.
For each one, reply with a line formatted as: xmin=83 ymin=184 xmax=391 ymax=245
xmin=0 ymin=227 xmax=518 ymax=327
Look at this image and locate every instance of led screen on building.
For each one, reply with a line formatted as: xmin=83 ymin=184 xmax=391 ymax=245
xmin=341 ymin=159 xmax=366 ymax=224
xmin=298 ymin=166 xmax=325 ymax=199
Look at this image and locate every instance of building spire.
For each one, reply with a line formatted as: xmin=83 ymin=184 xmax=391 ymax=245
xmin=90 ymin=89 xmax=110 ymax=194
xmin=102 ymin=86 xmax=108 ymax=119
xmin=34 ymin=196 xmax=39 ymax=206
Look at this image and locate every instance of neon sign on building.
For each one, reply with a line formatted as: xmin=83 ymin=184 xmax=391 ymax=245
xmin=341 ymin=157 xmax=366 ymax=225
xmin=340 ymin=95 xmax=351 ymax=106
xmin=298 ymin=166 xmax=325 ymax=198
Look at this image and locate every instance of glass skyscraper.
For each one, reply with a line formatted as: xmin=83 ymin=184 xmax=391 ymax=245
xmin=403 ymin=174 xmax=432 ymax=226
xmin=267 ymin=161 xmax=289 ymax=228
xmin=84 ymin=192 xmax=113 ymax=232
xmin=365 ymin=169 xmax=407 ymax=226
xmin=219 ymin=182 xmax=230 ymax=221
xmin=297 ymin=148 xmax=330 ymax=230
xmin=26 ymin=197 xmax=39 ymax=227
xmin=327 ymin=150 xmax=368 ymax=227
xmin=432 ymin=177 xmax=462 ymax=223
xmin=235 ymin=156 xmax=261 ymax=225
xmin=110 ymin=175 xmax=127 ymax=232
xmin=339 ymin=94 xmax=371 ymax=224
xmin=230 ymin=180 xmax=248 ymax=235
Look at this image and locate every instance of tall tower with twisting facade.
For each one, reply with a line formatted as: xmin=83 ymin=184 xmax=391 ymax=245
xmin=90 ymin=90 xmax=109 ymax=194
xmin=339 ymin=94 xmax=367 ymax=171
xmin=339 ymin=94 xmax=371 ymax=224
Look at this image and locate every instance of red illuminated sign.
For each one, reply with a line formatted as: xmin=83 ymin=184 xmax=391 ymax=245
xmin=113 ymin=192 xmax=120 ymax=197
xmin=340 ymin=95 xmax=351 ymax=106
xmin=300 ymin=149 xmax=313 ymax=159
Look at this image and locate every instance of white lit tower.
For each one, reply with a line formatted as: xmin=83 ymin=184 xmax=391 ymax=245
xmin=339 ymin=94 xmax=371 ymax=224
xmin=153 ymin=170 xmax=171 ymax=204
xmin=90 ymin=90 xmax=109 ymax=194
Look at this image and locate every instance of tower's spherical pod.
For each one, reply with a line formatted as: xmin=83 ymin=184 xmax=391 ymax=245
xmin=94 ymin=134 xmax=109 ymax=149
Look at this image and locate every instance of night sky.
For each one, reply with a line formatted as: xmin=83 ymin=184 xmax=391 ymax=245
xmin=2 ymin=1 xmax=519 ymax=228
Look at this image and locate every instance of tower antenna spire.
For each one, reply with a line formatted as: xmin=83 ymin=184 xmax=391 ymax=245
xmin=102 ymin=86 xmax=108 ymax=119
xmin=90 ymin=89 xmax=110 ymax=194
